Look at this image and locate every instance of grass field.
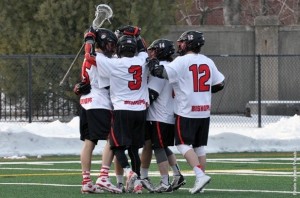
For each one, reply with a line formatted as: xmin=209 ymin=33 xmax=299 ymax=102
xmin=0 ymin=152 xmax=299 ymax=198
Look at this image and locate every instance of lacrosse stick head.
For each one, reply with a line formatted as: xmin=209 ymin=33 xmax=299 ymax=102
xmin=92 ymin=4 xmax=113 ymax=29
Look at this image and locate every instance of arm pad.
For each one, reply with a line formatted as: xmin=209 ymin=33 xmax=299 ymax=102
xmin=149 ymin=88 xmax=159 ymax=104
xmin=152 ymin=65 xmax=168 ymax=79
xmin=212 ymin=80 xmax=225 ymax=93
xmin=147 ymin=58 xmax=168 ymax=79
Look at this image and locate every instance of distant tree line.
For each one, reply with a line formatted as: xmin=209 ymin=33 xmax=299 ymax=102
xmin=0 ymin=0 xmax=176 ymax=118
xmin=0 ymin=0 xmax=176 ymax=55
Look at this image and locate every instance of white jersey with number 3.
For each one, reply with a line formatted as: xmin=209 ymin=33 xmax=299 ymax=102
xmin=165 ymin=53 xmax=225 ymax=118
xmin=97 ymin=52 xmax=149 ymax=111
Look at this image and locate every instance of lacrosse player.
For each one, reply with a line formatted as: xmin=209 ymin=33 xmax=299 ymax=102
xmin=75 ymin=27 xmax=122 ymax=194
xmin=94 ymin=27 xmax=149 ymax=194
xmin=140 ymin=39 xmax=186 ymax=193
xmin=147 ymin=30 xmax=225 ymax=194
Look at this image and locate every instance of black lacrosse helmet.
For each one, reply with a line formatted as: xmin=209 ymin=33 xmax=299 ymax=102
xmin=116 ymin=35 xmax=137 ymax=58
xmin=95 ymin=28 xmax=118 ymax=57
xmin=177 ymin=30 xmax=205 ymax=56
xmin=147 ymin=39 xmax=175 ymax=61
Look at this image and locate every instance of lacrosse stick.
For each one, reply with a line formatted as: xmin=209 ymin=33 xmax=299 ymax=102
xmin=59 ymin=4 xmax=113 ymax=86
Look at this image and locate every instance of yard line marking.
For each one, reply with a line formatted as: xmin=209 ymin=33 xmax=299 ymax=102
xmin=0 ymin=167 xmax=82 ymax=171
xmin=0 ymin=157 xmax=299 ymax=165
xmin=0 ymin=183 xmax=298 ymax=195
xmin=0 ymin=173 xmax=80 ymax=177
xmin=0 ymin=183 xmax=81 ymax=187
xmin=0 ymin=170 xmax=298 ymax=177
xmin=181 ymin=187 xmax=299 ymax=195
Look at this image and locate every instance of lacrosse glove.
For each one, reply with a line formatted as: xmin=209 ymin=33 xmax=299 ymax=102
xmin=73 ymin=82 xmax=91 ymax=96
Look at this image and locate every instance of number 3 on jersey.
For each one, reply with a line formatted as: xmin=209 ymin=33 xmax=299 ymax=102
xmin=189 ymin=64 xmax=210 ymax=92
xmin=128 ymin=65 xmax=142 ymax=90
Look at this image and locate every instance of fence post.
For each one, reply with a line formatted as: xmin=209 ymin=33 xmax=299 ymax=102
xmin=28 ymin=55 xmax=32 ymax=123
xmin=257 ymin=55 xmax=262 ymax=128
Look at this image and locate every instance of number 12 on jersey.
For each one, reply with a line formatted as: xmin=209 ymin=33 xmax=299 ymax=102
xmin=189 ymin=64 xmax=210 ymax=92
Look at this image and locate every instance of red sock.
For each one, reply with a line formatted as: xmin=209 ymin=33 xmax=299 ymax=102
xmin=99 ymin=165 xmax=110 ymax=178
xmin=82 ymin=170 xmax=91 ymax=183
xmin=197 ymin=165 xmax=205 ymax=172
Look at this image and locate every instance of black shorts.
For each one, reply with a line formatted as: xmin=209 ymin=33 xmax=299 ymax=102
xmin=148 ymin=121 xmax=175 ymax=148
xmin=110 ymin=110 xmax=146 ymax=149
xmin=174 ymin=115 xmax=210 ymax=147
xmin=145 ymin=121 xmax=151 ymax=141
xmin=80 ymin=107 xmax=112 ymax=144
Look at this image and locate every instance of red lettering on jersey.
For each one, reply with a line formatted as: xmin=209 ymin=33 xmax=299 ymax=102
xmin=124 ymin=99 xmax=146 ymax=105
xmin=80 ymin=98 xmax=93 ymax=104
xmin=191 ymin=105 xmax=210 ymax=112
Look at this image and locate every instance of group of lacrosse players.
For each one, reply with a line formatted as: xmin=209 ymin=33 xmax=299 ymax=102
xmin=74 ymin=23 xmax=225 ymax=195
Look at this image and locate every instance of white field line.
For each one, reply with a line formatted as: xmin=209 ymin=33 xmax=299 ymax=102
xmin=0 ymin=157 xmax=299 ymax=196
xmin=0 ymin=158 xmax=299 ymax=165
xmin=0 ymin=168 xmax=298 ymax=178
xmin=0 ymin=182 xmax=298 ymax=195
xmin=0 ymin=157 xmax=298 ymax=177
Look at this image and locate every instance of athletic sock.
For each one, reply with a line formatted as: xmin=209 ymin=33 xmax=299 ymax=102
xmin=99 ymin=165 xmax=109 ymax=178
xmin=140 ymin=167 xmax=149 ymax=179
xmin=193 ymin=165 xmax=205 ymax=178
xmin=82 ymin=170 xmax=92 ymax=183
xmin=161 ymin=175 xmax=169 ymax=185
xmin=116 ymin=175 xmax=124 ymax=184
xmin=171 ymin=164 xmax=181 ymax=176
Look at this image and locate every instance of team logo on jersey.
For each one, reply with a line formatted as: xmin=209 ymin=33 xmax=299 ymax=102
xmin=101 ymin=34 xmax=107 ymax=39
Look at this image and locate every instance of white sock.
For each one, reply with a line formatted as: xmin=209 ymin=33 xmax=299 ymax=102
xmin=171 ymin=164 xmax=181 ymax=176
xmin=116 ymin=175 xmax=124 ymax=184
xmin=161 ymin=175 xmax=169 ymax=185
xmin=140 ymin=168 xmax=149 ymax=179
xmin=193 ymin=166 xmax=204 ymax=178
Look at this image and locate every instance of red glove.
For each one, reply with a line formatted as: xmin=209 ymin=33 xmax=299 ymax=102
xmin=84 ymin=26 xmax=96 ymax=43
xmin=117 ymin=25 xmax=141 ymax=37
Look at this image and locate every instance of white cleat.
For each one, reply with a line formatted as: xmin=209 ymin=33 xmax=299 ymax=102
xmin=81 ymin=181 xmax=104 ymax=194
xmin=96 ymin=176 xmax=122 ymax=193
xmin=190 ymin=175 xmax=211 ymax=194
xmin=125 ymin=171 xmax=138 ymax=193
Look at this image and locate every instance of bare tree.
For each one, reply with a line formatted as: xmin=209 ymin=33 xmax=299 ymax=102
xmin=176 ymin=0 xmax=222 ymax=25
xmin=242 ymin=0 xmax=300 ymax=25
xmin=176 ymin=0 xmax=300 ymax=26
xmin=223 ymin=0 xmax=241 ymax=25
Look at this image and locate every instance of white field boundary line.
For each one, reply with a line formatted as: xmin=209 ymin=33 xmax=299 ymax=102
xmin=0 ymin=168 xmax=298 ymax=177
xmin=0 ymin=158 xmax=299 ymax=165
xmin=0 ymin=182 xmax=298 ymax=195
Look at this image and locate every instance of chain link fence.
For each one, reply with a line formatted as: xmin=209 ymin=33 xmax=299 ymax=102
xmin=0 ymin=54 xmax=299 ymax=127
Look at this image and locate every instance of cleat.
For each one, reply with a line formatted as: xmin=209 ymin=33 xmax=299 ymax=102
xmin=125 ymin=171 xmax=138 ymax=193
xmin=116 ymin=183 xmax=126 ymax=193
xmin=81 ymin=181 xmax=104 ymax=194
xmin=133 ymin=179 xmax=143 ymax=194
xmin=171 ymin=174 xmax=186 ymax=191
xmin=154 ymin=181 xmax=173 ymax=193
xmin=190 ymin=175 xmax=211 ymax=194
xmin=96 ymin=176 xmax=122 ymax=193
xmin=140 ymin=177 xmax=155 ymax=192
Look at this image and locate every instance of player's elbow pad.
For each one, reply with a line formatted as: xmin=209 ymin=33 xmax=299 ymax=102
xmin=212 ymin=81 xmax=225 ymax=93
xmin=149 ymin=88 xmax=159 ymax=104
